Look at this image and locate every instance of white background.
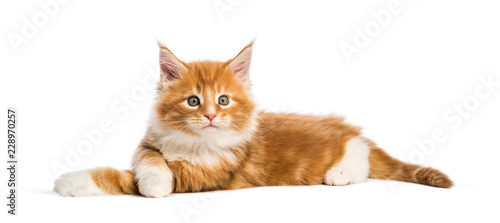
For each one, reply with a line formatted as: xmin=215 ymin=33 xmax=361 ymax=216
xmin=1 ymin=0 xmax=500 ymax=222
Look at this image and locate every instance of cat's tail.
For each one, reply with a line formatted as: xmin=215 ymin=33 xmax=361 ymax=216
xmin=368 ymin=147 xmax=453 ymax=188
xmin=54 ymin=167 xmax=138 ymax=196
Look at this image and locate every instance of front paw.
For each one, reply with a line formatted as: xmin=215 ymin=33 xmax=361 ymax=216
xmin=136 ymin=166 xmax=173 ymax=198
xmin=54 ymin=170 xmax=105 ymax=197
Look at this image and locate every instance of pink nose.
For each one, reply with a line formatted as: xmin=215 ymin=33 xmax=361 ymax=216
xmin=204 ymin=114 xmax=216 ymax=122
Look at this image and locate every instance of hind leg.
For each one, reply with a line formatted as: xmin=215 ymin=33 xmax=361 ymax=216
xmin=324 ymin=136 xmax=370 ymax=186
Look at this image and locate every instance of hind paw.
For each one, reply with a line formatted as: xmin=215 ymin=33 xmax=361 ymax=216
xmin=324 ymin=167 xmax=351 ymax=186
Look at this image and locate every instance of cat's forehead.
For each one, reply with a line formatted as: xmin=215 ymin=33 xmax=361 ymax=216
xmin=187 ymin=61 xmax=225 ymax=80
xmin=181 ymin=61 xmax=237 ymax=93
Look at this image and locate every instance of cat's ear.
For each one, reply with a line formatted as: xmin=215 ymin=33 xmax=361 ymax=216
xmin=158 ymin=41 xmax=187 ymax=82
xmin=227 ymin=40 xmax=254 ymax=82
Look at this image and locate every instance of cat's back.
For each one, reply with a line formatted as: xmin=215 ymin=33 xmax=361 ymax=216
xmin=256 ymin=111 xmax=362 ymax=139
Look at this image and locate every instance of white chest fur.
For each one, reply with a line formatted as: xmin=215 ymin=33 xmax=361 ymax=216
xmin=156 ymin=129 xmax=251 ymax=166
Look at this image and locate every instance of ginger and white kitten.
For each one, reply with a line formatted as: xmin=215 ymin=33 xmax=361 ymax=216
xmin=54 ymin=41 xmax=453 ymax=197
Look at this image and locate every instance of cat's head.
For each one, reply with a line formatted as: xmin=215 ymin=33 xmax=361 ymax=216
xmin=153 ymin=41 xmax=257 ymax=137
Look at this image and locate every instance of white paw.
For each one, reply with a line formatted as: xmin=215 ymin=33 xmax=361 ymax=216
xmin=54 ymin=170 xmax=106 ymax=197
xmin=324 ymin=167 xmax=351 ymax=186
xmin=136 ymin=166 xmax=173 ymax=198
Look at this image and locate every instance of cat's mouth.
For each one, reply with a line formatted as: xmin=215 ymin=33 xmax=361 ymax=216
xmin=202 ymin=123 xmax=218 ymax=129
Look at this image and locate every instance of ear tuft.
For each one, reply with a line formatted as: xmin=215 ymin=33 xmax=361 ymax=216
xmin=228 ymin=40 xmax=254 ymax=82
xmin=157 ymin=41 xmax=186 ymax=82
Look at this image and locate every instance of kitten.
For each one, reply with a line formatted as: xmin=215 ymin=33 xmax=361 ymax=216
xmin=54 ymin=41 xmax=453 ymax=197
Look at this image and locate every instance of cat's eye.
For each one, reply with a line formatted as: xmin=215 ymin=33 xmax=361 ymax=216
xmin=187 ymin=96 xmax=200 ymax=106
xmin=218 ymin=95 xmax=229 ymax=106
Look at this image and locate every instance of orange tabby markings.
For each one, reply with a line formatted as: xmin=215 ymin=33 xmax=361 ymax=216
xmin=90 ymin=168 xmax=137 ymax=195
xmin=54 ymin=41 xmax=453 ymax=197
xmin=368 ymin=147 xmax=453 ymax=188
